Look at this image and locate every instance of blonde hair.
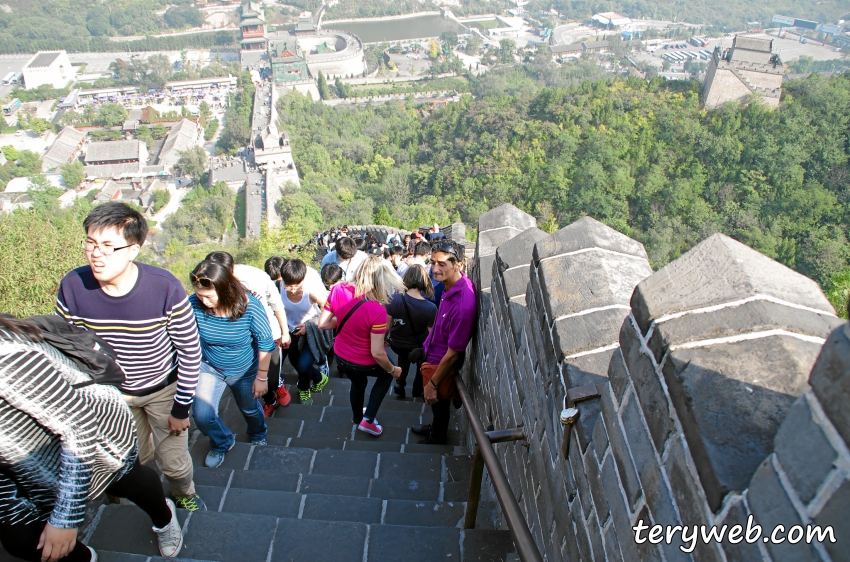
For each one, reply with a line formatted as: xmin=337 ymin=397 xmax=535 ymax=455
xmin=352 ymin=255 xmax=404 ymax=304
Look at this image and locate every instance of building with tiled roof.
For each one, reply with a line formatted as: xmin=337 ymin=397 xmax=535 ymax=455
xmin=42 ymin=127 xmax=86 ymax=172
xmin=157 ymin=119 xmax=202 ymax=169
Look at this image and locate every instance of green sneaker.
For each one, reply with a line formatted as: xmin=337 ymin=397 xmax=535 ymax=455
xmin=299 ymin=389 xmax=313 ymax=405
xmin=173 ymin=494 xmax=207 ymax=512
xmin=311 ymin=372 xmax=329 ymax=394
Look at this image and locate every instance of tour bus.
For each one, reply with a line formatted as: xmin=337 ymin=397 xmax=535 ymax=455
xmin=1 ymin=72 xmax=14 ymax=85
xmin=3 ymin=98 xmax=21 ymax=116
xmin=10 ymin=73 xmax=21 ymax=84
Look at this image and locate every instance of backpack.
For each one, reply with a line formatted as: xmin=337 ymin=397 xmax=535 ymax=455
xmin=26 ymin=315 xmax=125 ymax=389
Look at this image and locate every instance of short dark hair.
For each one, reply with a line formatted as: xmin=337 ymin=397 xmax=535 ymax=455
xmin=83 ymin=202 xmax=148 ymax=246
xmin=321 ymin=263 xmax=343 ymax=288
xmin=414 ymin=241 xmax=431 ymax=257
xmin=264 ymin=256 xmax=287 ymax=280
xmin=430 ymin=240 xmax=464 ymax=263
xmin=191 ymin=261 xmax=247 ymax=321
xmin=403 ymin=264 xmax=434 ymax=298
xmin=281 ymin=258 xmax=307 ymax=285
xmin=355 ymin=238 xmax=367 ymax=251
xmin=336 ymin=237 xmax=357 ymax=260
xmin=205 ymin=251 xmax=235 ymax=271
xmin=389 ymin=245 xmax=404 ymax=257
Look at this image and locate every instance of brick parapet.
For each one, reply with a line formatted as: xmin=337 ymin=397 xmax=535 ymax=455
xmin=464 ymin=204 xmax=848 ymax=561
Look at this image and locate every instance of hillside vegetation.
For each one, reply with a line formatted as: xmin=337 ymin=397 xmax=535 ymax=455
xmin=0 ymin=0 xmax=234 ymax=53
xmin=277 ymin=67 xmax=850 ymax=313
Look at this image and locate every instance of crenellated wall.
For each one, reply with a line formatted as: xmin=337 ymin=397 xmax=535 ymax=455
xmin=463 ymin=204 xmax=850 ymax=562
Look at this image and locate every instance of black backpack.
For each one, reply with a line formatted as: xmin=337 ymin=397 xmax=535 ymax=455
xmin=26 ymin=315 xmax=125 ymax=389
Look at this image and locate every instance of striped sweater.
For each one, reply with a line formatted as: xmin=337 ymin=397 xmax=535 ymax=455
xmin=55 ymin=263 xmax=202 ymax=419
xmin=189 ymin=294 xmax=276 ymax=377
xmin=0 ymin=327 xmax=137 ymax=529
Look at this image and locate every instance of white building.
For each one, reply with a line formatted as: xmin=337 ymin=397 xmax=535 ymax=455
xmin=591 ymin=12 xmax=632 ymax=28
xmin=22 ymin=51 xmax=73 ymax=90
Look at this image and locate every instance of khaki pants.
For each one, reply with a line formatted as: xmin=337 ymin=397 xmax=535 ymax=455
xmin=124 ymin=382 xmax=195 ymax=497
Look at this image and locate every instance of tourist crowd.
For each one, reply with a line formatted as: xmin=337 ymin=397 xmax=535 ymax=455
xmin=0 ymin=203 xmax=477 ymax=562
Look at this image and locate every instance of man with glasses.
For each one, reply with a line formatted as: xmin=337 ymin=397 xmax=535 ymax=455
xmin=410 ymin=240 xmax=476 ymax=445
xmin=55 ymin=202 xmax=205 ymax=512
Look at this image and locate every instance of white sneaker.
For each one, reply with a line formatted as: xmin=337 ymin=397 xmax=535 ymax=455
xmin=87 ymin=546 xmax=98 ymax=561
xmin=152 ymin=498 xmax=184 ymax=558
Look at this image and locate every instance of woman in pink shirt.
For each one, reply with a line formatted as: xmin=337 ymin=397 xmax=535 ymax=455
xmin=318 ymin=256 xmax=404 ymax=436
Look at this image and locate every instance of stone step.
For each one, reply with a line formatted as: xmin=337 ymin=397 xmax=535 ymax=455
xmin=189 ymin=468 xmax=472 ymax=503
xmin=86 ymin=508 xmax=515 ymax=562
xmin=189 ymin=443 xmax=472 ymax=482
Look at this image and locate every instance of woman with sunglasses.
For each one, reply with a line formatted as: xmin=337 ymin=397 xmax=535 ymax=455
xmin=188 ymin=261 xmax=276 ymax=469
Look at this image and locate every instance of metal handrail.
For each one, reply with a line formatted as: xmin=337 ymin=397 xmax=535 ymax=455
xmin=456 ymin=378 xmax=544 ymax=562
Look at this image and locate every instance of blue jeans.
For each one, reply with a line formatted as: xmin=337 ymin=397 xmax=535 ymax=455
xmin=193 ymin=361 xmax=267 ymax=453
xmin=284 ymin=334 xmax=320 ymax=391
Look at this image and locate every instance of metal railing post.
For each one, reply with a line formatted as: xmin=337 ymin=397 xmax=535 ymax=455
xmin=464 ymin=445 xmax=485 ymax=529
xmin=456 ymin=378 xmax=544 ymax=562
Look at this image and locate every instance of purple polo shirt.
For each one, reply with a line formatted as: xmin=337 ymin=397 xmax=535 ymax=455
xmin=424 ymin=272 xmax=478 ymax=364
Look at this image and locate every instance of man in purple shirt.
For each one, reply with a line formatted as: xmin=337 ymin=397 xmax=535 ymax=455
xmin=411 ymin=240 xmax=477 ymax=444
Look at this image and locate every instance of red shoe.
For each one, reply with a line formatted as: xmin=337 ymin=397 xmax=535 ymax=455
xmin=276 ymin=385 xmax=291 ymax=407
xmin=263 ymin=401 xmax=277 ymax=418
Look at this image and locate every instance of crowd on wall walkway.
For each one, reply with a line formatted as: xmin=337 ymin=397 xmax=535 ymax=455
xmin=0 ymin=203 xmax=476 ymax=562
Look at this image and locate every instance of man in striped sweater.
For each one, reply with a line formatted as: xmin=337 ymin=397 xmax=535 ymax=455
xmin=55 ymin=202 xmax=205 ymax=512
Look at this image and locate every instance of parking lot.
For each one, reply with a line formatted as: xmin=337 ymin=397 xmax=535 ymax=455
xmin=629 ymin=32 xmax=844 ymax=73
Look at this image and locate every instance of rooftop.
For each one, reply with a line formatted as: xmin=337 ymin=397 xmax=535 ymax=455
xmin=85 ymin=140 xmax=144 ymax=164
xmin=42 ymin=126 xmax=86 ymax=172
xmin=158 ymin=119 xmax=199 ymax=164
xmin=25 ymin=51 xmax=63 ymax=69
xmin=733 ymin=36 xmax=773 ymax=53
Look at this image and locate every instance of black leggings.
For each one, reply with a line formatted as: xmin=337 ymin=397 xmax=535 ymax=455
xmin=336 ymin=356 xmax=393 ymax=424
xmin=0 ymin=459 xmax=172 ymax=562
xmin=390 ymin=345 xmax=423 ymax=397
xmin=262 ymin=346 xmax=282 ymax=406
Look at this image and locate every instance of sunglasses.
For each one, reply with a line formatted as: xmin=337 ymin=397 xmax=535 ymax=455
xmin=190 ymin=273 xmax=213 ymax=288
xmin=431 ymin=241 xmax=460 ymax=259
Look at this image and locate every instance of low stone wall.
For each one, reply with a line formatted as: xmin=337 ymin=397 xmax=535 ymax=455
xmin=463 ymin=203 xmax=848 ymax=561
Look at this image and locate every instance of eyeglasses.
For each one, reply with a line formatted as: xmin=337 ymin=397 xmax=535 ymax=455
xmin=431 ymin=241 xmax=460 ymax=259
xmin=190 ymin=273 xmax=213 ymax=288
xmin=83 ymin=241 xmax=135 ymax=255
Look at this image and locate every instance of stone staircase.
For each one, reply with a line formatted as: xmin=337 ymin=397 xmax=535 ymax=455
xmin=52 ymin=371 xmax=518 ymax=562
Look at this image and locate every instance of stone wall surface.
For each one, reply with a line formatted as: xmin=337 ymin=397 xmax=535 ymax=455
xmin=463 ymin=204 xmax=849 ymax=562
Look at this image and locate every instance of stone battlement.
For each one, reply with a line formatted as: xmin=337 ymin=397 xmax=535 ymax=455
xmin=463 ymin=203 xmax=848 ymax=561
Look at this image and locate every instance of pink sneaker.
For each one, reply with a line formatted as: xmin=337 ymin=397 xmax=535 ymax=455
xmin=358 ymin=418 xmax=383 ymax=436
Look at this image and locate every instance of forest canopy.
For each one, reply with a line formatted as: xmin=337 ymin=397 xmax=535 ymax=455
xmin=276 ymin=68 xmax=850 ymax=313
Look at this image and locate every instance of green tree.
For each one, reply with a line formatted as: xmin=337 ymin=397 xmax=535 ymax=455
xmin=95 ymin=103 xmax=128 ymax=127
xmin=2 ymin=145 xmax=20 ymax=161
xmin=152 ymin=124 xmax=168 ymax=139
xmin=440 ymin=31 xmax=458 ymax=49
xmin=199 ymin=101 xmax=212 ymax=124
xmin=175 ymin=146 xmax=208 ymax=180
xmin=466 ymin=36 xmax=482 ymax=55
xmin=151 ymin=189 xmax=172 ymax=213
xmin=136 ymin=125 xmax=154 ymax=147
xmin=498 ymin=39 xmax=516 ymax=63
xmin=60 ymin=161 xmax=85 ymax=189
xmin=317 ymin=71 xmax=331 ymax=100
xmin=204 ymin=119 xmax=219 ymax=141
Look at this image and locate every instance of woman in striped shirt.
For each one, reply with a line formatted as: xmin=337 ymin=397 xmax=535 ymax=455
xmin=0 ymin=317 xmax=183 ymax=561
xmin=189 ymin=262 xmax=276 ymax=469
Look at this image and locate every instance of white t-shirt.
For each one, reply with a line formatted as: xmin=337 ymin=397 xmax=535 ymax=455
xmin=233 ymin=264 xmax=285 ymax=339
